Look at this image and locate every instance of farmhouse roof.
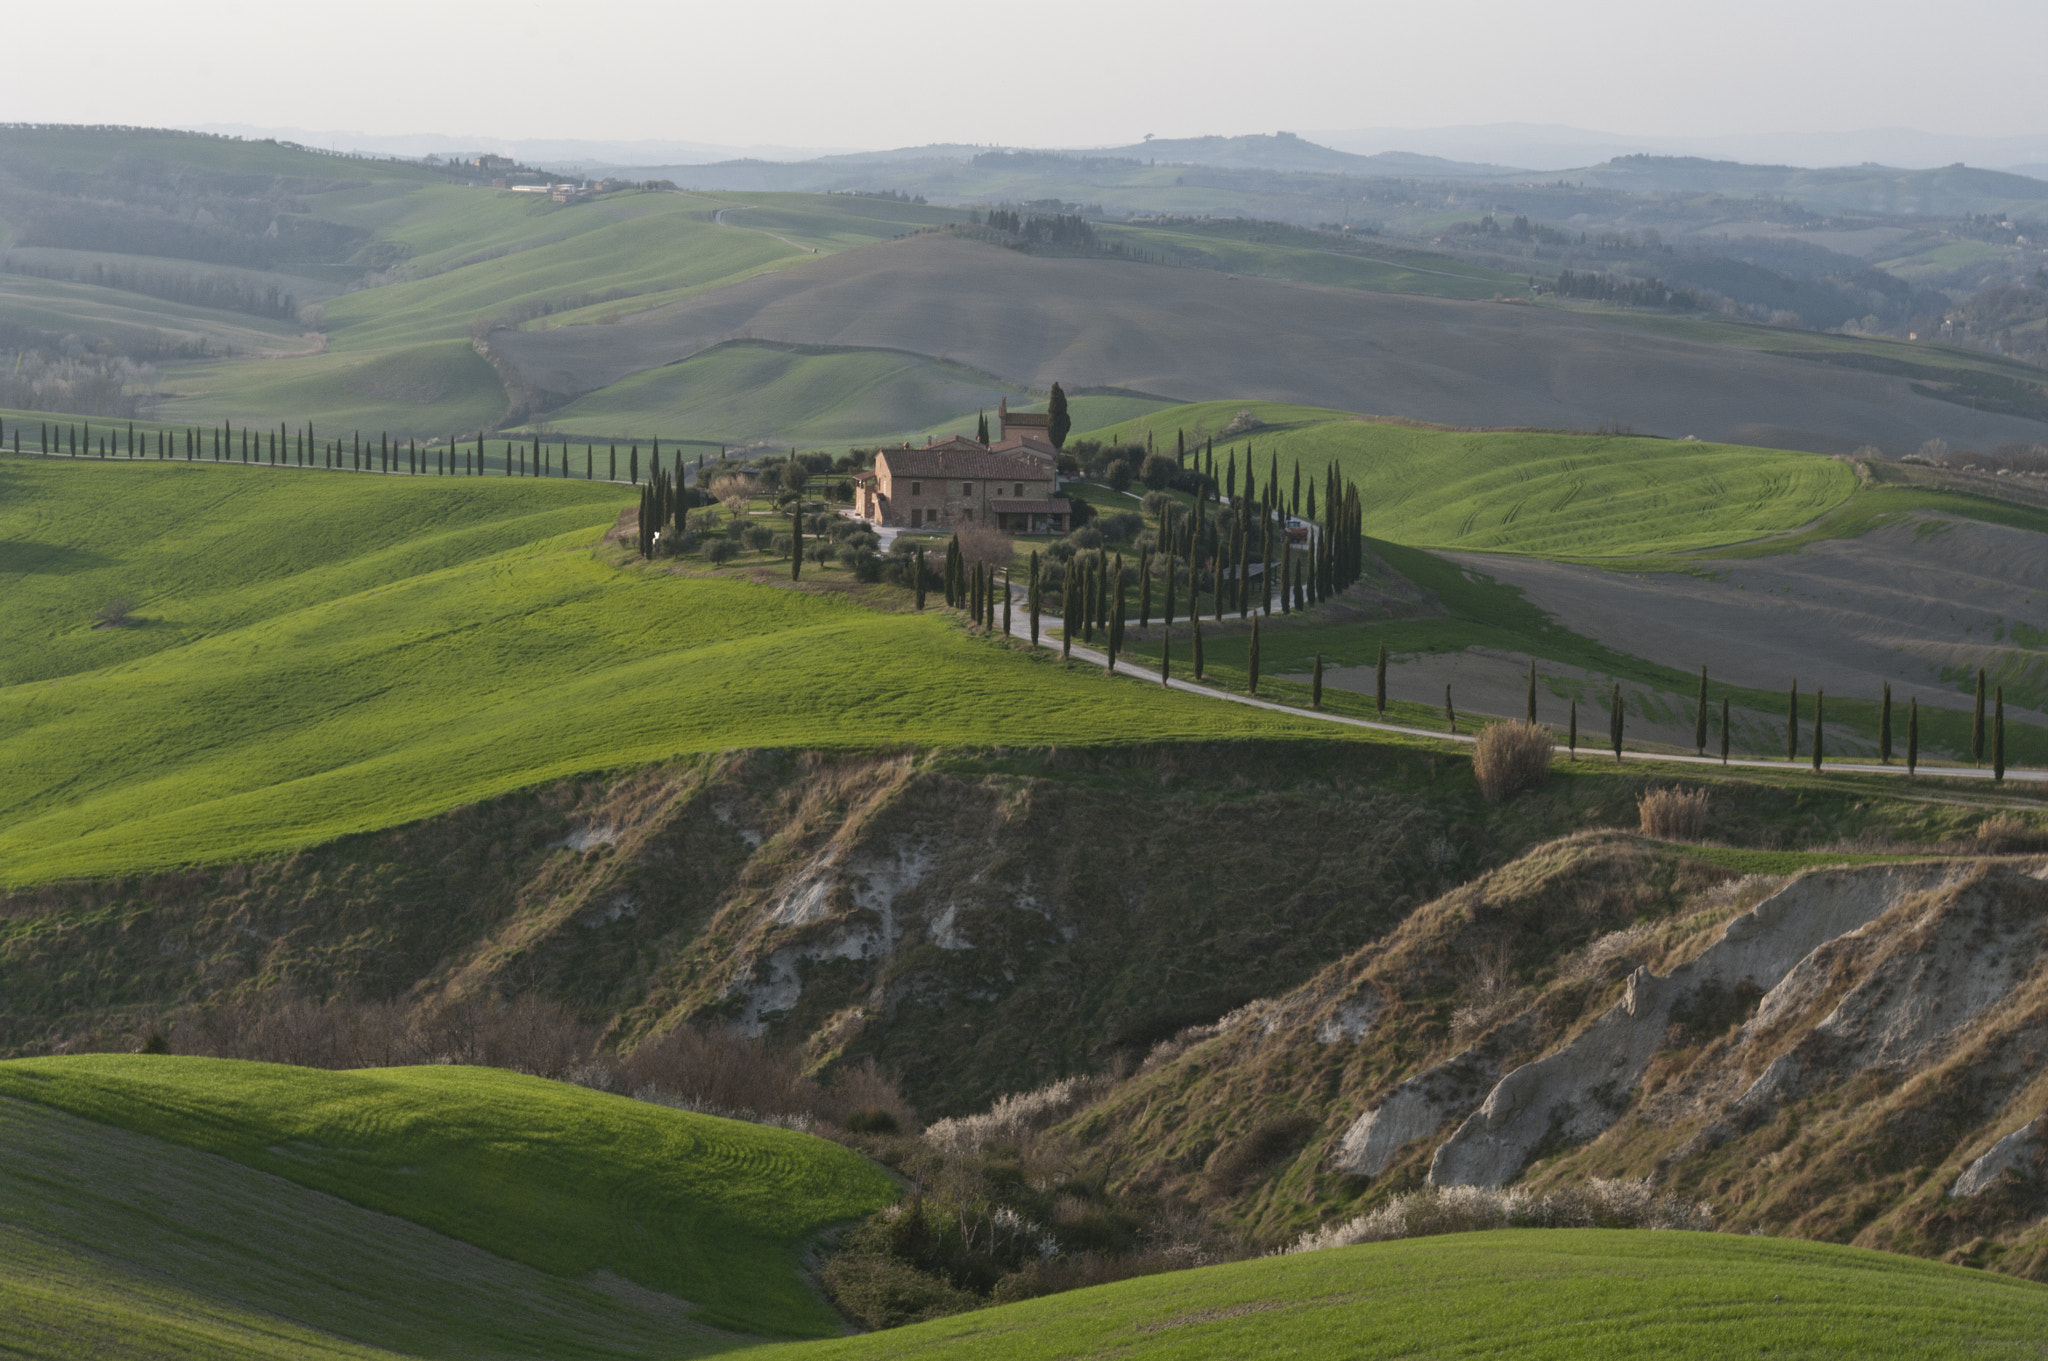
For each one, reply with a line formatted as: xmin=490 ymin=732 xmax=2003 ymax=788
xmin=878 ymin=448 xmax=1053 ymax=479
xmin=988 ymin=435 xmax=1059 ymax=460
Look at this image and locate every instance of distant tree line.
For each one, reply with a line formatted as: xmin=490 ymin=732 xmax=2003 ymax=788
xmin=3 ymin=257 xmax=300 ymax=320
xmin=1552 ymin=269 xmax=1701 ymax=311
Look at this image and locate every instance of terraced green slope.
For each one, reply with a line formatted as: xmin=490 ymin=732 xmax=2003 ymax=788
xmin=735 ymin=1230 xmax=2048 ymax=1360
xmin=1078 ymin=401 xmax=1858 ymax=558
xmin=0 ymin=458 xmax=1338 ymax=883
xmin=0 ymin=1094 xmax=735 ymax=1360
xmin=0 ymin=1056 xmax=895 ymax=1341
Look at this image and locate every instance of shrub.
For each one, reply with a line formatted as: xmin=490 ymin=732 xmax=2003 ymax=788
xmin=1472 ymin=722 xmax=1553 ymax=801
xmin=703 ymin=538 xmax=738 ymax=564
xmin=1975 ymin=813 xmax=2047 ymax=853
xmin=821 ymin=1249 xmax=978 ymax=1330
xmin=1095 ymin=510 xmax=1143 ymax=544
xmin=924 ymin=1075 xmax=1116 ymax=1158
xmin=742 ymin=525 xmax=773 ymax=552
xmin=1639 ymin=786 xmax=1710 ymax=840
xmin=1106 ymin=460 xmax=1133 ymax=491
xmin=1290 ymin=1178 xmax=1713 ymax=1253
xmin=842 ymin=1107 xmax=901 ymax=1135
xmin=1140 ymin=453 xmax=1178 ymax=489
xmin=771 ymin=533 xmax=794 ymax=558
xmin=95 ymin=596 xmax=135 ymax=627
xmin=139 ymin=1029 xmax=171 ymax=1055
xmin=954 ymin=520 xmax=1014 ymax=572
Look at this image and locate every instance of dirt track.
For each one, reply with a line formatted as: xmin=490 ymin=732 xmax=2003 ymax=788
xmin=492 ymin=233 xmax=2048 ymax=455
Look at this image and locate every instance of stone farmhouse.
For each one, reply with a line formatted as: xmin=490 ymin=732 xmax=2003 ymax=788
xmin=852 ymin=400 xmax=1072 ymax=534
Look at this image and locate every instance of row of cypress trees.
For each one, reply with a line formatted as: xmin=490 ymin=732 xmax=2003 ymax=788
xmin=11 ymin=415 xmax=716 ymax=486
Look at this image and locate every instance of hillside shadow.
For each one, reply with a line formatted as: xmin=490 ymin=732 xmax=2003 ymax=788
xmin=0 ymin=541 xmax=110 ymax=575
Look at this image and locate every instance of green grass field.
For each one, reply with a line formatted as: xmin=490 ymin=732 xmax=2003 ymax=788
xmin=536 ymin=342 xmax=1033 ymax=448
xmin=0 ymin=1056 xmax=896 ymax=1342
xmin=739 ymin=1229 xmax=2048 ymax=1360
xmin=1098 ymin=222 xmax=1523 ymax=300
xmin=1079 ymin=401 xmax=1858 ymax=559
xmin=0 ymin=457 xmax=1341 ymax=884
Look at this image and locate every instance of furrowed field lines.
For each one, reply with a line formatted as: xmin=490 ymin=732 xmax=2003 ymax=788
xmin=0 ymin=459 xmax=1336 ymax=884
xmin=0 ymin=1057 xmax=897 ymax=1341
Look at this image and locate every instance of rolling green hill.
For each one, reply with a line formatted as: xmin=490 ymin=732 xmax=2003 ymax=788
xmin=740 ymin=1229 xmax=2048 ymax=1360
xmin=0 ymin=1055 xmax=896 ymax=1343
xmin=1077 ymin=400 xmax=1859 ymax=558
xmin=0 ymin=456 xmax=1339 ymax=884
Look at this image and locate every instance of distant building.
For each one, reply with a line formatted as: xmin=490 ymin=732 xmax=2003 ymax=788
xmin=853 ymin=429 xmax=1069 ymax=533
xmin=474 ymin=154 xmax=517 ymax=173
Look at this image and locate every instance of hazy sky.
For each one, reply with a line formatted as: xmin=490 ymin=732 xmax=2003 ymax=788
xmin=7 ymin=0 xmax=2045 ymax=152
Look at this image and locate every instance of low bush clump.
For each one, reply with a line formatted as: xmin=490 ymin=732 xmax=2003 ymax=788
xmin=1289 ymin=1178 xmax=1714 ymax=1253
xmin=1473 ymin=722 xmax=1553 ymax=801
xmin=1639 ymin=787 xmax=1710 ymax=840
xmin=1974 ymin=813 xmax=2047 ymax=853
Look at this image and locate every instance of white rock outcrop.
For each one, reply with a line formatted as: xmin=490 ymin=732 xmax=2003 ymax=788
xmin=1952 ymin=1117 xmax=2045 ymax=1198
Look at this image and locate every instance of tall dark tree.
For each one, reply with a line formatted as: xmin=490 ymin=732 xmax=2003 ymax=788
xmin=916 ymin=546 xmax=928 ymax=611
xmin=1247 ymin=618 xmax=1261 ymax=695
xmin=1568 ymin=700 xmax=1578 ymax=758
xmin=790 ymin=499 xmax=803 ymax=581
xmin=1786 ymin=680 xmax=1799 ymax=762
xmin=1811 ymin=690 xmax=1824 ymax=771
xmin=1610 ymin=683 xmax=1625 ymax=763
xmin=1139 ymin=548 xmax=1152 ymax=627
xmin=1028 ymin=551 xmax=1040 ymax=642
xmin=1528 ymin=659 xmax=1539 ymax=725
xmin=1108 ymin=558 xmax=1125 ymax=673
xmin=1003 ymin=568 xmax=1012 ymax=637
xmin=1192 ymin=612 xmax=1204 ymax=679
xmin=1046 ymin=382 xmax=1071 ymax=449
xmin=1879 ymin=682 xmax=1894 ymax=763
xmin=1694 ymin=665 xmax=1709 ymax=755
xmin=977 ymin=410 xmax=989 ymax=444
xmin=1994 ymin=687 xmax=2006 ymax=782
xmin=1160 ymin=629 xmax=1171 ymax=685
xmin=1445 ymin=684 xmax=1456 ymax=735
xmin=1375 ymin=642 xmax=1388 ymax=716
xmin=1312 ymin=653 xmax=1324 ymax=710
xmin=1973 ymin=668 xmax=1987 ymax=764
xmin=1908 ymin=697 xmax=1920 ymax=775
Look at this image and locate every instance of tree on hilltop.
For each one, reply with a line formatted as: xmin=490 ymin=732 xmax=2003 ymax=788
xmin=1047 ymin=383 xmax=1071 ymax=449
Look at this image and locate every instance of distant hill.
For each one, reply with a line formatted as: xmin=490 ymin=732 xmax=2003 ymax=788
xmin=1576 ymin=155 xmax=2048 ymax=216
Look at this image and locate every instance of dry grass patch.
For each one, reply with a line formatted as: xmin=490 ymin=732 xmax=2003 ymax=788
xmin=1639 ymin=787 xmax=1711 ymax=840
xmin=1472 ymin=722 xmax=1553 ymax=802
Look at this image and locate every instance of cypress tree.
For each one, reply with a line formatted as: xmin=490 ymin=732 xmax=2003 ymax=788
xmin=1611 ymin=683 xmax=1625 ymax=763
xmin=1061 ymin=559 xmax=1075 ymax=659
xmin=1812 ymin=690 xmax=1824 ymax=771
xmin=1786 ymin=680 xmax=1799 ymax=762
xmin=1375 ymin=642 xmax=1387 ymax=716
xmin=1003 ymin=568 xmax=1012 ymax=637
xmin=790 ymin=499 xmax=802 ymax=581
xmin=1445 ymin=684 xmax=1456 ymax=735
xmin=1569 ymin=700 xmax=1578 ymax=758
xmin=915 ymin=546 xmax=928 ymax=610
xmin=1720 ymin=697 xmax=1731 ymax=765
xmin=630 ymin=446 xmax=639 ymax=485
xmin=1108 ymin=563 xmax=1124 ymax=673
xmin=1994 ymin=687 xmax=2006 ymax=782
xmin=1908 ymin=698 xmax=1920 ymax=775
xmin=1192 ymin=612 xmax=1204 ymax=679
xmin=1973 ymin=667 xmax=1987 ymax=764
xmin=1528 ymin=658 xmax=1539 ymax=725
xmin=610 ymin=447 xmax=617 ymax=481
xmin=977 ymin=410 xmax=989 ymax=444
xmin=587 ymin=444 xmax=593 ymax=479
xmin=1694 ymin=665 xmax=1708 ymax=755
xmin=1028 ymin=551 xmax=1039 ymax=642
xmin=1047 ymin=382 xmax=1070 ymax=449
xmin=1247 ymin=618 xmax=1260 ymax=694
xmin=1161 ymin=629 xmax=1171 ymax=685
xmin=1879 ymin=682 xmax=1893 ymax=763
xmin=1139 ymin=549 xmax=1152 ymax=626
xmin=1162 ymin=549 xmax=1176 ymax=628
xmin=1312 ymin=653 xmax=1324 ymax=710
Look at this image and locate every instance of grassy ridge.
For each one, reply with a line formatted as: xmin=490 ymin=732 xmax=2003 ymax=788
xmin=0 ymin=458 xmax=1340 ymax=883
xmin=1080 ymin=401 xmax=1857 ymax=558
xmin=539 ymin=341 xmax=1033 ymax=447
xmin=0 ymin=1056 xmax=894 ymax=1340
xmin=733 ymin=1230 xmax=2048 ymax=1360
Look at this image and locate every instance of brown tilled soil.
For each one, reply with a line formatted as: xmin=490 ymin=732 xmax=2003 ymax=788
xmin=1442 ymin=512 xmax=2048 ymax=724
xmin=491 ymin=234 xmax=2048 ymax=455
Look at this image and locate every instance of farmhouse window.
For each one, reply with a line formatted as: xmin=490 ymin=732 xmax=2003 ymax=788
xmin=963 ymin=482 xmax=973 ymax=495
xmin=911 ymin=508 xmax=924 ymax=527
xmin=1014 ymin=483 xmax=1023 ymax=496
xmin=910 ymin=480 xmax=921 ymax=495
